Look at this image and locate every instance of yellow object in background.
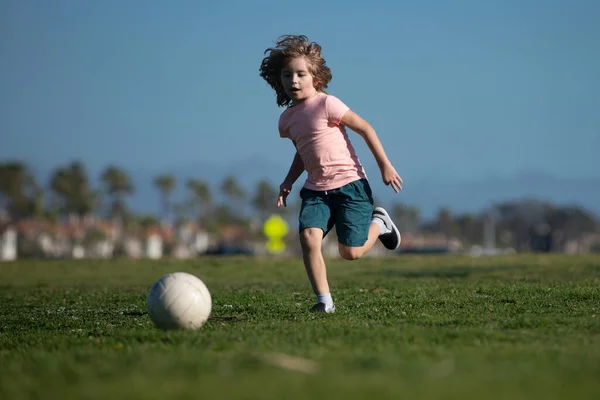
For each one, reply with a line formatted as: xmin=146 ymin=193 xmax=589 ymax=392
xmin=263 ymin=215 xmax=289 ymax=254
xmin=265 ymin=239 xmax=286 ymax=254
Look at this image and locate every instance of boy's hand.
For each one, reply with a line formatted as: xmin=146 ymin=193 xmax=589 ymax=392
xmin=380 ymin=163 xmax=403 ymax=193
xmin=277 ymin=182 xmax=292 ymax=207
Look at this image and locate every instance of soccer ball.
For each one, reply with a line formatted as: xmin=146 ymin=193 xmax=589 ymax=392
xmin=146 ymin=272 xmax=212 ymax=330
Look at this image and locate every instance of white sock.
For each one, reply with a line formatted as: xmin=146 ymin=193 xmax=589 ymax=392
xmin=371 ymin=218 xmax=389 ymax=235
xmin=317 ymin=293 xmax=334 ymax=308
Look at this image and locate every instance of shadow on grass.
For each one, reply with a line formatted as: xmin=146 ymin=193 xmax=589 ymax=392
xmin=368 ymin=265 xmax=524 ymax=279
xmin=208 ymin=316 xmax=245 ymax=323
xmin=121 ymin=311 xmax=244 ymax=323
xmin=122 ymin=310 xmax=146 ymax=316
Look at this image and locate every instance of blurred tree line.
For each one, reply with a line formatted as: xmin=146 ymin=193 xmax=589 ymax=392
xmin=1 ymin=161 xmax=599 ymax=251
xmin=0 ymin=161 xmax=286 ymax=232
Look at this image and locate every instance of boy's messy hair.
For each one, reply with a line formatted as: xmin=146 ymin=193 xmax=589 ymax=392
xmin=260 ymin=35 xmax=332 ymax=107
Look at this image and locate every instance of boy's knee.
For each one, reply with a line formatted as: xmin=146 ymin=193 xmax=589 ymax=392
xmin=300 ymin=228 xmax=323 ymax=248
xmin=338 ymin=245 xmax=362 ymax=261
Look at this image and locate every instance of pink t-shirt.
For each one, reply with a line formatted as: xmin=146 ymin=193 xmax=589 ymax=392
xmin=278 ymin=93 xmax=367 ymax=191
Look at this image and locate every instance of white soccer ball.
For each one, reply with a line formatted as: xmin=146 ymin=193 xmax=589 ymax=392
xmin=147 ymin=272 xmax=212 ymax=330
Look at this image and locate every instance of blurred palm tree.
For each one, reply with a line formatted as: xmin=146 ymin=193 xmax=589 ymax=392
xmin=49 ymin=161 xmax=98 ymax=218
xmin=100 ymin=165 xmax=134 ymax=221
xmin=153 ymin=174 xmax=176 ymax=222
xmin=391 ymin=203 xmax=421 ymax=234
xmin=0 ymin=161 xmax=44 ymax=219
xmin=252 ymin=179 xmax=279 ymax=220
xmin=437 ymin=207 xmax=458 ymax=239
xmin=186 ymin=178 xmax=212 ymax=224
xmin=221 ymin=175 xmax=246 ymax=219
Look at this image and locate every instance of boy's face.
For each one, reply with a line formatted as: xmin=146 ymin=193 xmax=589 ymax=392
xmin=280 ymin=57 xmax=317 ymax=104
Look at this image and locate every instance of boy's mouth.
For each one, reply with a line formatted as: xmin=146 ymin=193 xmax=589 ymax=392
xmin=290 ymin=87 xmax=300 ymax=93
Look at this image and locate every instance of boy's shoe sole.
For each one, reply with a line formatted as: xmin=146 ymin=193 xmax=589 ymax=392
xmin=373 ymin=207 xmax=401 ymax=250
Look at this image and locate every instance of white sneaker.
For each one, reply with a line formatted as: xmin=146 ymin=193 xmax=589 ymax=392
xmin=372 ymin=207 xmax=401 ymax=250
xmin=309 ymin=303 xmax=336 ymax=313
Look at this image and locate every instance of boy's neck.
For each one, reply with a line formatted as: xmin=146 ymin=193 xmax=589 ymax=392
xmin=291 ymin=91 xmax=320 ymax=107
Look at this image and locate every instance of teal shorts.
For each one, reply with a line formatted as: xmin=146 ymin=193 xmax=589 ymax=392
xmin=298 ymin=179 xmax=374 ymax=247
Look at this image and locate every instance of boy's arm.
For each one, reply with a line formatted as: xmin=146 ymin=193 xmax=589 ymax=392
xmin=282 ymin=150 xmax=305 ymax=186
xmin=278 ymin=142 xmax=305 ymax=207
xmin=341 ymin=110 xmax=403 ymax=193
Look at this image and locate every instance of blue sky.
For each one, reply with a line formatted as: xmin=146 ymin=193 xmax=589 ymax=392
xmin=1 ymin=0 xmax=599 ymax=185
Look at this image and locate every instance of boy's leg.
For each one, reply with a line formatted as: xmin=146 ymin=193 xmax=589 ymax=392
xmin=298 ymin=188 xmax=336 ymax=313
xmin=334 ymin=180 xmax=401 ymax=260
xmin=300 ymin=227 xmax=329 ymax=295
xmin=338 ymin=221 xmax=383 ymax=260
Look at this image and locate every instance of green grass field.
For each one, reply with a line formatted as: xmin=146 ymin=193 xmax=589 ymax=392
xmin=1 ymin=254 xmax=599 ymax=399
